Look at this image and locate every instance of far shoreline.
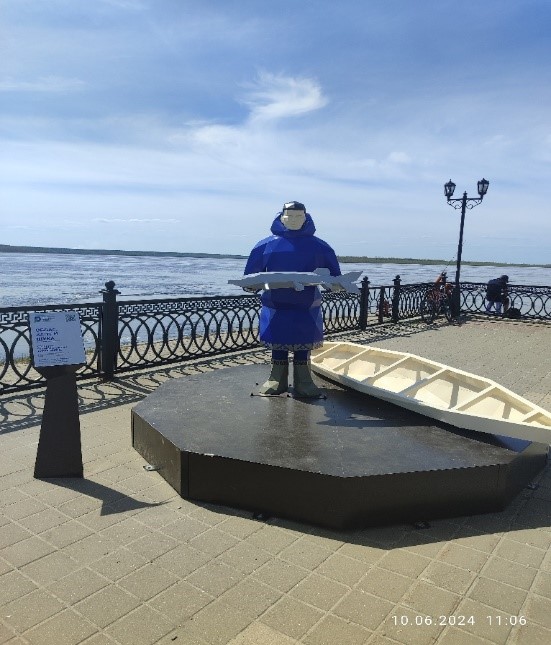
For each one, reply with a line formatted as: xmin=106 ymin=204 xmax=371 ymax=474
xmin=0 ymin=244 xmax=548 ymax=270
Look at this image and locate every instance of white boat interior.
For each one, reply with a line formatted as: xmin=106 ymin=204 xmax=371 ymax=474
xmin=311 ymin=342 xmax=551 ymax=434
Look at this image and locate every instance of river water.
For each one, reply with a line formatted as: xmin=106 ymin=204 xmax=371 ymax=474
xmin=1 ymin=252 xmax=550 ymax=308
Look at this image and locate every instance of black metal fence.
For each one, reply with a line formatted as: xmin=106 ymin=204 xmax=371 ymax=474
xmin=1 ymin=278 xmax=549 ymax=394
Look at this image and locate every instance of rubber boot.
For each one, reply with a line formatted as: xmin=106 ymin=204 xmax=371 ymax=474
xmin=258 ymin=360 xmax=289 ymax=395
xmin=293 ymin=360 xmax=322 ymax=398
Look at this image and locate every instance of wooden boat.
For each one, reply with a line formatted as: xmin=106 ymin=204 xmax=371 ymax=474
xmin=311 ymin=341 xmax=551 ymax=445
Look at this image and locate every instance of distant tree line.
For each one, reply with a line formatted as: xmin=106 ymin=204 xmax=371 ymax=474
xmin=0 ymin=244 xmax=548 ymax=269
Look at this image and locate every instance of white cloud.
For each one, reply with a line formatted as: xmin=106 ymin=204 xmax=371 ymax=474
xmin=243 ymin=72 xmax=328 ymax=123
xmin=387 ymin=151 xmax=411 ymax=164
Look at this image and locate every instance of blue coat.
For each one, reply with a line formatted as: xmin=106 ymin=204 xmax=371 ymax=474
xmin=244 ymin=213 xmax=341 ymax=350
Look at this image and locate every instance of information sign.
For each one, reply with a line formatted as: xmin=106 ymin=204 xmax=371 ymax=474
xmin=29 ymin=312 xmax=86 ymax=368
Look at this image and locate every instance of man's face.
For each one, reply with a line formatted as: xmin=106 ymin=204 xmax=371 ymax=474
xmin=280 ymin=209 xmax=306 ymax=230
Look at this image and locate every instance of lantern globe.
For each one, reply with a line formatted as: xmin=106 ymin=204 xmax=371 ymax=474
xmin=444 ymin=180 xmax=456 ymax=199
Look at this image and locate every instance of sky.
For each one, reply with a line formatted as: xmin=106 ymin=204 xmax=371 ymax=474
xmin=1 ymin=0 xmax=550 ymax=264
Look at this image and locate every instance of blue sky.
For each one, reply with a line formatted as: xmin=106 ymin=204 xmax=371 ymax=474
xmin=1 ymin=0 xmax=550 ymax=264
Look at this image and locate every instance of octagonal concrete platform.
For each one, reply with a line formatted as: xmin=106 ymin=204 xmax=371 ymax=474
xmin=131 ymin=364 xmax=548 ymax=529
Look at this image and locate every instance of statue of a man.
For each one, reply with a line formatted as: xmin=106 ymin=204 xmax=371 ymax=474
xmin=243 ymin=201 xmax=342 ymax=397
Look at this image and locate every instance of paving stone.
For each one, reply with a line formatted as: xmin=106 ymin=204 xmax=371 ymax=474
xmin=454 ymin=598 xmax=513 ymax=644
xmin=0 ymin=489 xmax=28 ymax=508
xmin=506 ymin=527 xmax=551 ymax=550
xmin=378 ymin=549 xmax=432 ymax=578
xmin=0 ymin=622 xmax=17 ymax=645
xmin=39 ymin=520 xmax=95 ymax=549
xmin=105 ymin=605 xmax=173 ymax=645
xmin=302 ymin=614 xmax=370 ymax=644
xmin=35 ymin=486 xmax=82 ymax=507
xmin=227 ymin=622 xmax=298 ymax=644
xmin=419 ymin=561 xmax=477 ymax=595
xmin=158 ymin=516 xmax=209 ymax=542
xmin=57 ymin=496 xmax=103 ymax=519
xmin=0 ymin=523 xmax=33 ymax=549
xmin=75 ymin=585 xmax=141 ymax=628
xmin=217 ymin=541 xmax=273 ymax=574
xmin=22 ymin=609 xmax=97 ymax=645
xmin=0 ymin=571 xmax=38 ymax=606
xmin=46 ymin=567 xmax=109 ymax=604
xmin=186 ymin=505 xmax=229 ymax=527
xmin=450 ymin=530 xmax=502 ymax=554
xmin=252 ymin=558 xmax=309 ymax=593
xmin=155 ymin=628 xmax=210 ymax=645
xmin=436 ymin=626 xmax=491 ymax=644
xmin=220 ymin=578 xmax=283 ymax=618
xmin=217 ymin=515 xmax=263 ymax=540
xmin=186 ymin=560 xmax=245 ymax=596
xmin=20 ymin=551 xmax=81 ymax=586
xmin=378 ymin=606 xmax=445 ymax=644
xmin=494 ymin=537 xmax=546 ymax=569
xmin=523 ymin=593 xmax=551 ymax=629
xmin=508 ymin=621 xmax=551 ymax=645
xmin=88 ymin=547 xmax=149 ymax=581
xmin=0 ymin=536 xmax=56 ymax=568
xmin=289 ymin=573 xmax=349 ymax=611
xmin=314 ymin=552 xmax=371 ymax=587
xmin=117 ymin=563 xmax=179 ymax=601
xmin=148 ymin=579 xmax=213 ymax=622
xmin=131 ymin=504 xmax=180 ymax=529
xmin=436 ymin=543 xmax=490 ymax=573
xmin=154 ymin=544 xmax=211 ymax=578
xmin=532 ymin=570 xmax=551 ymax=600
xmin=480 ymin=556 xmax=538 ymax=591
xmin=244 ymin=525 xmax=299 ymax=555
xmin=333 ymin=590 xmax=394 ymax=631
xmin=180 ymin=598 xmax=253 ymax=644
xmin=1 ymin=589 xmax=64 ymax=633
xmin=357 ymin=566 xmax=414 ymax=602
xmin=189 ymin=527 xmax=239 ymax=556
xmin=468 ymin=577 xmax=527 ymax=615
xmin=1 ymin=497 xmax=49 ymax=521
xmin=18 ymin=508 xmax=71 ymax=534
xmin=401 ymin=580 xmax=461 ymax=618
xmin=62 ymin=533 xmax=119 ymax=565
xmin=260 ymin=596 xmax=325 ymax=640
xmin=126 ymin=531 xmax=179 ymax=561
xmin=98 ymin=517 xmax=152 ymax=544
xmin=278 ymin=538 xmax=332 ymax=571
xmin=0 ymin=558 xmax=12 ymax=576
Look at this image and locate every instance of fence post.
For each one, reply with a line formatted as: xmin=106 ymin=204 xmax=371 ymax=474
xmin=378 ymin=287 xmax=386 ymax=323
xmin=100 ymin=280 xmax=120 ymax=380
xmin=391 ymin=275 xmax=401 ymax=323
xmin=359 ymin=276 xmax=370 ymax=330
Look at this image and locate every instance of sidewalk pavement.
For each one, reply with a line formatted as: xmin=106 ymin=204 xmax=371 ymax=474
xmin=1 ymin=316 xmax=550 ymax=645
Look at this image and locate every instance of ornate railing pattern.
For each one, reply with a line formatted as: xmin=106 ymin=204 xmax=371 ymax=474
xmin=1 ymin=278 xmax=549 ymax=393
xmin=459 ymin=283 xmax=551 ymax=319
xmin=0 ymin=302 xmax=102 ymax=392
xmin=116 ymin=295 xmax=261 ymax=370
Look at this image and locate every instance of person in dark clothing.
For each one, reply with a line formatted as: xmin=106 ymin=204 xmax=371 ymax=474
xmin=243 ymin=201 xmax=342 ymax=397
xmin=485 ymin=275 xmax=509 ymax=314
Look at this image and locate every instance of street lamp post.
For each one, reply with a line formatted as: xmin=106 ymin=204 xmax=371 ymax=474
xmin=444 ymin=178 xmax=489 ymax=317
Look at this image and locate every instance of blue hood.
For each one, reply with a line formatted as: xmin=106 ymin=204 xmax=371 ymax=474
xmin=270 ymin=212 xmax=316 ymax=238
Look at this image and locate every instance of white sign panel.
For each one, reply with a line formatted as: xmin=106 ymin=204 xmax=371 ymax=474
xmin=29 ymin=312 xmax=86 ymax=368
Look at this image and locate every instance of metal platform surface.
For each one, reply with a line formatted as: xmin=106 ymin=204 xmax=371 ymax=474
xmin=131 ymin=364 xmax=548 ymax=529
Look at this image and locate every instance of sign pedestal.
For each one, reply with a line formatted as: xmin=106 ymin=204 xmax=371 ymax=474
xmin=34 ymin=364 xmax=83 ymax=478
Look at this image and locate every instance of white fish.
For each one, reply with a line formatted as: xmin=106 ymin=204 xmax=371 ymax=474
xmin=228 ymin=268 xmax=363 ymax=294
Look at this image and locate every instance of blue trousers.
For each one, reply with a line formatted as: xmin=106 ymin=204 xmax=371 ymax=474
xmin=272 ymin=350 xmax=309 ymax=361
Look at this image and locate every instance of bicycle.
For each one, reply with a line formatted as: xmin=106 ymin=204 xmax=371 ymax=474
xmin=420 ymin=280 xmax=454 ymax=324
